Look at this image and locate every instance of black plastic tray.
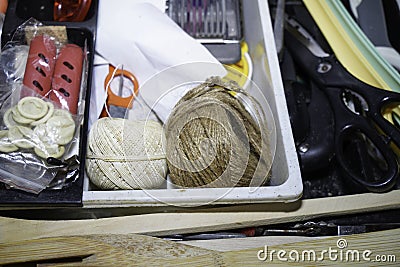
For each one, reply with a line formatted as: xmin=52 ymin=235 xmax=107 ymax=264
xmin=0 ymin=0 xmax=98 ymax=207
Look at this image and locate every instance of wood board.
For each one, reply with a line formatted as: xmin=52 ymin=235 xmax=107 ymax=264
xmin=1 ymin=190 xmax=399 ymax=242
xmin=1 ymin=228 xmax=399 ymax=266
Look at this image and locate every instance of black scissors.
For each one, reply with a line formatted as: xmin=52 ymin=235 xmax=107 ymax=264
xmin=284 ymin=16 xmax=400 ymax=192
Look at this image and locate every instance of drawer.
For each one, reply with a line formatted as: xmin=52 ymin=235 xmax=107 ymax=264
xmin=0 ymin=0 xmax=98 ymax=207
xmin=82 ymin=0 xmax=302 ymax=208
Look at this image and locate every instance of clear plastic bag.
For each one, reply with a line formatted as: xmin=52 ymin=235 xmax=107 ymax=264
xmin=0 ymin=85 xmax=79 ymax=193
xmin=0 ymin=18 xmax=88 ymax=193
xmin=0 ymin=44 xmax=29 ymax=84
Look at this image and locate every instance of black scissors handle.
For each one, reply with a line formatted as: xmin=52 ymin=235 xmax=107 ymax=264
xmin=309 ymin=55 xmax=400 ymax=192
xmin=280 ymin=49 xmax=335 ymax=172
xmin=317 ymin=56 xmax=400 ymax=149
xmin=325 ymin=86 xmax=399 ymax=192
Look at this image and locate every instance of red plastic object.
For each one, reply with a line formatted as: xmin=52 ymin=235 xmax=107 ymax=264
xmin=23 ymin=35 xmax=57 ymax=96
xmin=50 ymin=44 xmax=84 ymax=114
xmin=0 ymin=0 xmax=8 ymax=14
xmin=54 ymin=0 xmax=92 ymax=22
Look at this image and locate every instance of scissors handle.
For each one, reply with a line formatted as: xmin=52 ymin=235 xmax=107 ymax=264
xmin=326 ymin=87 xmax=399 ymax=192
xmin=283 ymin=13 xmax=400 ymax=191
xmin=105 ymin=64 xmax=139 ymax=108
xmin=362 ymin=87 xmax=400 ymax=148
xmin=328 ymin=70 xmax=400 ymax=151
xmin=100 ymin=64 xmax=139 ymax=118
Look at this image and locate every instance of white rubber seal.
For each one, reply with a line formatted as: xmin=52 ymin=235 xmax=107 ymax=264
xmin=46 ymin=115 xmax=75 ymax=145
xmin=17 ymin=97 xmax=48 ymax=120
xmin=11 ymin=106 xmax=35 ymax=124
xmin=31 ymin=102 xmax=55 ymax=126
xmin=34 ymin=144 xmax=65 ymax=159
xmin=3 ymin=108 xmax=17 ymax=129
xmin=0 ymin=130 xmax=19 ymax=153
xmin=7 ymin=125 xmax=35 ymax=149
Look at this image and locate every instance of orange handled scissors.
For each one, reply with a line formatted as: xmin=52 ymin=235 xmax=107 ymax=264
xmin=100 ymin=64 xmax=139 ymax=118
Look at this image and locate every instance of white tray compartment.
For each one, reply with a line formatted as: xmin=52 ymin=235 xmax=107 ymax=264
xmin=83 ymin=0 xmax=302 ymax=207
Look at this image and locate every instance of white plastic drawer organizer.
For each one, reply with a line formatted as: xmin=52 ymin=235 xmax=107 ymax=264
xmin=83 ymin=0 xmax=302 ymax=207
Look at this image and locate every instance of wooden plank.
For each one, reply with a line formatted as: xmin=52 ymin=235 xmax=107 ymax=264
xmin=179 ymin=236 xmax=329 ymax=252
xmin=1 ymin=229 xmax=399 ymax=266
xmin=219 ymin=228 xmax=400 ymax=266
xmin=1 ymin=190 xmax=399 ymax=243
xmin=0 ymin=234 xmax=215 ymax=266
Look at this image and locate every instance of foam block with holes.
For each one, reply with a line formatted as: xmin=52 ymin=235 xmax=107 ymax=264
xmin=22 ymin=35 xmax=57 ymax=96
xmin=50 ymin=44 xmax=84 ymax=114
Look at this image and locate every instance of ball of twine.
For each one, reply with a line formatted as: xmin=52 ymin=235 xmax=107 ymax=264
xmin=165 ymin=76 xmax=272 ymax=188
xmin=86 ymin=118 xmax=167 ymax=190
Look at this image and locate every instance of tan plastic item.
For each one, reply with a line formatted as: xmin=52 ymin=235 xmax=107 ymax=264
xmin=22 ymin=35 xmax=57 ymax=96
xmin=49 ymin=44 xmax=84 ymax=114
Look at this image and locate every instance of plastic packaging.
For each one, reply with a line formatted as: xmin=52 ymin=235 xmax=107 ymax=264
xmin=0 ymin=18 xmax=88 ymax=193
xmin=0 ymin=44 xmax=29 ymax=83
xmin=0 ymin=85 xmax=79 ymax=193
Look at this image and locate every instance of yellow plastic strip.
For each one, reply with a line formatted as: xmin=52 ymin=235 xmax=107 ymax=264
xmin=303 ymin=0 xmax=400 ymax=91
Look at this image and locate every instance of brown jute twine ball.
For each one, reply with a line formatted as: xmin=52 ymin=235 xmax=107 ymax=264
xmin=165 ymin=76 xmax=272 ymax=188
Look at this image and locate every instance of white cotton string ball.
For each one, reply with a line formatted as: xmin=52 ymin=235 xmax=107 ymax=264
xmin=86 ymin=118 xmax=167 ymax=190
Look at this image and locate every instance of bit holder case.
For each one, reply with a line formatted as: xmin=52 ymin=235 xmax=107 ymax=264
xmin=167 ymin=0 xmax=243 ymax=64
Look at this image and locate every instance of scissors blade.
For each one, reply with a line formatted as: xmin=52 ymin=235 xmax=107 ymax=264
xmin=273 ymin=0 xmax=286 ymax=59
xmin=109 ymin=105 xmax=128 ymax=118
xmin=285 ymin=16 xmax=330 ymax=58
xmin=119 ymin=64 xmax=125 ymax=96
